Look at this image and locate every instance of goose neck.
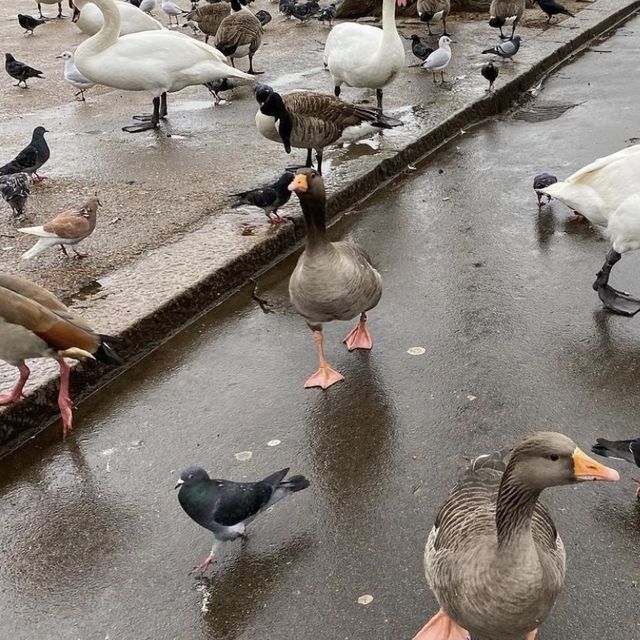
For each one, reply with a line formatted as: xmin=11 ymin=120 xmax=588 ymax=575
xmin=299 ymin=194 xmax=329 ymax=250
xmin=79 ymin=0 xmax=120 ymax=53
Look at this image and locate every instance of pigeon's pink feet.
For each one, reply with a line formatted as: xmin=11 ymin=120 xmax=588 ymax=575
xmin=57 ymin=360 xmax=74 ymax=437
xmin=190 ymin=554 xmax=215 ymax=574
xmin=73 ymin=250 xmax=88 ymax=259
xmin=269 ymin=213 xmax=285 ymax=224
xmin=412 ymin=609 xmax=470 ymax=640
xmin=343 ymin=313 xmax=373 ymax=351
xmin=304 ymin=365 xmax=344 ymax=389
xmin=0 ymin=363 xmax=30 ymax=405
xmin=569 ymin=211 xmax=585 ymax=222
xmin=32 ymin=173 xmax=47 ymax=183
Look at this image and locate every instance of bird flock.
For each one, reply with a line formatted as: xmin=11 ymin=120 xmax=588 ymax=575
xmin=4 ymin=0 xmax=639 ymax=639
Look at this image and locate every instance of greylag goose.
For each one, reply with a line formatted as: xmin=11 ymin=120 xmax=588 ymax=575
xmin=0 ymin=274 xmax=121 ymax=435
xmin=592 ymin=437 xmax=640 ymax=497
xmin=288 ymin=169 xmax=382 ymax=389
xmin=213 ymin=0 xmax=263 ymax=74
xmin=417 ymin=0 xmax=450 ymax=36
xmin=489 ymin=0 xmax=524 ymax=39
xmin=413 ymin=432 xmax=619 ymax=640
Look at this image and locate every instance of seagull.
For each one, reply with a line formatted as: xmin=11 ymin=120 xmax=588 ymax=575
xmin=254 ymin=9 xmax=272 ymax=25
xmin=408 ymin=34 xmax=434 ymax=62
xmin=0 ymin=173 xmax=31 ymax=217
xmin=139 ymin=0 xmax=156 ymax=13
xmin=18 ymin=14 xmax=47 ymax=34
xmin=533 ymin=0 xmax=574 ymax=23
xmin=5 ymin=53 xmax=44 ymax=87
xmin=592 ymin=437 xmax=640 ymax=497
xmin=423 ymin=35 xmax=452 ymax=84
xmin=482 ymin=35 xmax=521 ymax=61
xmin=162 ymin=0 xmax=187 ymax=25
xmin=533 ymin=172 xmax=557 ymax=208
xmin=316 ymin=3 xmax=336 ymax=26
xmin=481 ymin=60 xmax=499 ymax=91
xmin=56 ymin=51 xmax=94 ymax=101
xmin=0 ymin=126 xmax=50 ymax=181
xmin=176 ymin=466 xmax=310 ymax=573
xmin=231 ymin=171 xmax=295 ymax=223
xmin=20 ymin=196 xmax=101 ymax=259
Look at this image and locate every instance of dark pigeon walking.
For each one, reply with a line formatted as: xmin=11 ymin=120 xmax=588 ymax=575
xmin=482 ymin=35 xmax=521 ymax=61
xmin=231 ymin=171 xmax=295 ymax=223
xmin=18 ymin=14 xmax=47 ymax=34
xmin=409 ymin=34 xmax=434 ymax=62
xmin=533 ymin=172 xmax=557 ymax=208
xmin=176 ymin=465 xmax=310 ymax=573
xmin=317 ymin=3 xmax=336 ymax=26
xmin=0 ymin=173 xmax=30 ymax=217
xmin=0 ymin=127 xmax=50 ymax=182
xmin=534 ymin=0 xmax=574 ymax=23
xmin=5 ymin=53 xmax=44 ymax=87
xmin=592 ymin=437 xmax=640 ymax=497
xmin=290 ymin=0 xmax=320 ymax=24
xmin=481 ymin=60 xmax=499 ymax=91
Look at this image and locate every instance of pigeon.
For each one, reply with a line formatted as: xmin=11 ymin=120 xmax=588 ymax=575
xmin=162 ymin=0 xmax=187 ymax=26
xmin=130 ymin=0 xmax=142 ymax=5
xmin=279 ymin=0 xmax=295 ymax=17
xmin=481 ymin=60 xmax=499 ymax=91
xmin=5 ymin=53 xmax=44 ymax=87
xmin=231 ymin=171 xmax=295 ymax=223
xmin=176 ymin=466 xmax=310 ymax=573
xmin=316 ymin=2 xmax=336 ymax=26
xmin=290 ymin=0 xmax=319 ymax=23
xmin=423 ymin=35 xmax=452 ymax=84
xmin=482 ymin=35 xmax=521 ymax=61
xmin=0 ymin=127 xmax=50 ymax=181
xmin=0 ymin=173 xmax=30 ymax=217
xmin=592 ymin=437 xmax=640 ymax=496
xmin=139 ymin=0 xmax=156 ymax=12
xmin=204 ymin=76 xmax=253 ymax=104
xmin=533 ymin=172 xmax=557 ymax=208
xmin=18 ymin=14 xmax=47 ymax=34
xmin=56 ymin=51 xmax=94 ymax=101
xmin=534 ymin=0 xmax=574 ymax=23
xmin=254 ymin=9 xmax=272 ymax=25
xmin=20 ymin=196 xmax=100 ymax=259
xmin=408 ymin=34 xmax=434 ymax=62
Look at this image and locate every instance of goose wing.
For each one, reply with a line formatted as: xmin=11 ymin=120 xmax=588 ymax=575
xmin=215 ymin=12 xmax=262 ymax=49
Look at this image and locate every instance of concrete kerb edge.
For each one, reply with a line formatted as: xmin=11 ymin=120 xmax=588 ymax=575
xmin=1 ymin=0 xmax=639 ymax=454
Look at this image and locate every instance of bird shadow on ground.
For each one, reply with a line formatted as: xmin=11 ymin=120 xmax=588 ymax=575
xmin=197 ymin=534 xmax=313 ymax=640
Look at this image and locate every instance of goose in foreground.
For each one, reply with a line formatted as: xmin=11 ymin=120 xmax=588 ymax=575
xmin=0 ymin=127 xmax=50 ymax=182
xmin=74 ymin=0 xmax=253 ymax=132
xmin=592 ymin=437 xmax=640 ymax=496
xmin=413 ymin=432 xmax=619 ymax=640
xmin=176 ymin=466 xmax=310 ymax=573
xmin=423 ymin=35 xmax=452 ymax=84
xmin=489 ymin=0 xmax=524 ymax=38
xmin=213 ymin=0 xmax=263 ymax=74
xmin=288 ymin=169 xmax=382 ymax=389
xmin=0 ymin=274 xmax=121 ymax=436
xmin=71 ymin=0 xmax=163 ymax=35
xmin=417 ymin=0 xmax=450 ymax=36
xmin=56 ymin=50 xmax=94 ymax=100
xmin=0 ymin=174 xmax=31 ymax=217
xmin=254 ymin=84 xmax=402 ymax=174
xmin=18 ymin=14 xmax=47 ymax=34
xmin=37 ymin=0 xmax=65 ymax=18
xmin=5 ymin=53 xmax=44 ymax=88
xmin=187 ymin=2 xmax=230 ymax=42
xmin=20 ymin=196 xmax=100 ymax=259
xmin=323 ymin=0 xmax=406 ymax=111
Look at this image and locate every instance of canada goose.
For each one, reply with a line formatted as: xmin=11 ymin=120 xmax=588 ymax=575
xmin=254 ymin=84 xmax=402 ymax=174
xmin=323 ymin=0 xmax=406 ymax=111
xmin=71 ymin=0 xmax=163 ymax=34
xmin=0 ymin=274 xmax=121 ymax=435
xmin=417 ymin=0 xmax=450 ymax=36
xmin=214 ymin=0 xmax=263 ymax=74
xmin=73 ymin=0 xmax=252 ymax=133
xmin=413 ymin=432 xmax=619 ymax=640
xmin=187 ymin=1 xmax=230 ymax=42
xmin=489 ymin=0 xmax=524 ymax=39
xmin=288 ymin=169 xmax=382 ymax=389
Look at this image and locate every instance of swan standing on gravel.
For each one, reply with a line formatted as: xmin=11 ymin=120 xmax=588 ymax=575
xmin=74 ymin=0 xmax=253 ymax=132
xmin=323 ymin=0 xmax=406 ymax=112
xmin=71 ymin=0 xmax=163 ymax=34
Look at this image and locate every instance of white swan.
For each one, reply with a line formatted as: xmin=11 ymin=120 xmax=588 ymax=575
xmin=74 ymin=0 xmax=253 ymax=132
xmin=72 ymin=0 xmax=163 ymax=34
xmin=323 ymin=0 xmax=406 ymax=111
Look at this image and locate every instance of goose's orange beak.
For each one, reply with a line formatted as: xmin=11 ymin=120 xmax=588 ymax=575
xmin=572 ymin=447 xmax=619 ymax=482
xmin=288 ymin=174 xmax=309 ymax=194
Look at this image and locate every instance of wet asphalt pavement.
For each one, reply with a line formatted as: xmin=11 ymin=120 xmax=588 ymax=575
xmin=2 ymin=15 xmax=640 ymax=640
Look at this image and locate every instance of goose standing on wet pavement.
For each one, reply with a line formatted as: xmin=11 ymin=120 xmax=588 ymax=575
xmin=176 ymin=466 xmax=310 ymax=573
xmin=5 ymin=53 xmax=44 ymax=87
xmin=214 ymin=0 xmax=263 ymax=74
xmin=423 ymin=35 xmax=452 ymax=84
xmin=412 ymin=432 xmax=619 ymax=640
xmin=73 ymin=0 xmax=253 ymax=132
xmin=0 ymin=174 xmax=31 ymax=217
xmin=592 ymin=437 xmax=640 ymax=497
xmin=18 ymin=14 xmax=47 ymax=34
xmin=187 ymin=1 xmax=230 ymax=42
xmin=0 ymin=274 xmax=121 ymax=436
xmin=489 ymin=0 xmax=524 ymax=39
xmin=0 ymin=127 xmax=50 ymax=182
xmin=323 ymin=0 xmax=407 ymax=111
xmin=288 ymin=169 xmax=382 ymax=389
xmin=57 ymin=50 xmax=94 ymax=100
xmin=416 ymin=0 xmax=450 ymax=36
xmin=254 ymin=84 xmax=402 ymax=174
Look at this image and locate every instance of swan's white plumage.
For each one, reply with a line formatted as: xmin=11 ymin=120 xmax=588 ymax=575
xmin=73 ymin=0 xmax=163 ymax=35
xmin=606 ymin=194 xmax=640 ymax=255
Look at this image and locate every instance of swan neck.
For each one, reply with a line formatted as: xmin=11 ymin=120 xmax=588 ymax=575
xmin=82 ymin=0 xmax=120 ymax=52
xmin=381 ymin=0 xmax=398 ymax=37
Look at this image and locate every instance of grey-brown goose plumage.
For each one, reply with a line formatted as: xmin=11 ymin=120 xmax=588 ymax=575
xmin=214 ymin=0 xmax=263 ymax=74
xmin=254 ymin=84 xmax=402 ymax=174
xmin=413 ymin=432 xmax=619 ymax=640
xmin=489 ymin=0 xmax=525 ymax=39
xmin=416 ymin=0 xmax=450 ymax=36
xmin=288 ymin=169 xmax=382 ymax=389
xmin=187 ymin=2 xmax=230 ymax=42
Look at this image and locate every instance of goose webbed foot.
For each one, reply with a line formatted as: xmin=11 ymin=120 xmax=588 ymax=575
xmin=0 ymin=363 xmax=30 ymax=405
xmin=411 ymin=608 xmax=470 ymax=640
xmin=343 ymin=313 xmax=373 ymax=351
xmin=305 ymin=328 xmax=344 ymax=389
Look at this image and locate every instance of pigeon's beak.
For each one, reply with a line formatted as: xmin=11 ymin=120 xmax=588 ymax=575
xmin=174 ymin=479 xmax=184 ymax=489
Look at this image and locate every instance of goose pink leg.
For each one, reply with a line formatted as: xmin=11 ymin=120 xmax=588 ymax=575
xmin=412 ymin=609 xmax=470 ymax=640
xmin=304 ymin=329 xmax=344 ymax=389
xmin=57 ymin=359 xmax=74 ymax=437
xmin=0 ymin=363 xmax=30 ymax=404
xmin=343 ymin=313 xmax=373 ymax=351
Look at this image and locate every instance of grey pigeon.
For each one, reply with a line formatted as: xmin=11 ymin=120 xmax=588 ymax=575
xmin=231 ymin=171 xmax=295 ymax=223
xmin=592 ymin=437 xmax=640 ymax=496
xmin=290 ymin=0 xmax=319 ymax=23
xmin=0 ymin=173 xmax=30 ymax=216
xmin=409 ymin=34 xmax=434 ymax=62
xmin=279 ymin=0 xmax=295 ymax=17
xmin=176 ymin=465 xmax=310 ymax=573
xmin=481 ymin=61 xmax=499 ymax=91
xmin=18 ymin=14 xmax=47 ymax=34
xmin=317 ymin=3 xmax=336 ymax=25
xmin=254 ymin=9 xmax=271 ymax=25
xmin=482 ymin=35 xmax=521 ymax=61
xmin=204 ymin=76 xmax=253 ymax=105
xmin=5 ymin=53 xmax=44 ymax=87
xmin=534 ymin=0 xmax=574 ymax=23
xmin=0 ymin=126 xmax=50 ymax=181
xmin=533 ymin=172 xmax=557 ymax=208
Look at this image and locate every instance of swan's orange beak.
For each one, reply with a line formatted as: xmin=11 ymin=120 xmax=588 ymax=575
xmin=289 ymin=174 xmax=309 ymax=194
xmin=572 ymin=447 xmax=620 ymax=482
